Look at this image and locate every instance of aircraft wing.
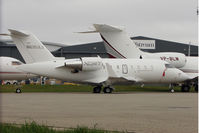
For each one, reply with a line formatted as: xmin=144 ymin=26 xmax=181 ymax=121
xmin=186 ymin=73 xmax=198 ymax=79
xmin=122 ymin=76 xmax=141 ymax=82
xmin=105 ymin=63 xmax=141 ymax=83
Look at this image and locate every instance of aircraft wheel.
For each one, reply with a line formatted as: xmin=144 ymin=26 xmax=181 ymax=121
xmin=181 ymin=85 xmax=190 ymax=92
xmin=194 ymin=84 xmax=198 ymax=92
xmin=93 ymin=86 xmax=101 ymax=93
xmin=170 ymin=89 xmax=175 ymax=93
xmin=169 ymin=84 xmax=175 ymax=93
xmin=6 ymin=82 xmax=11 ymax=85
xmin=16 ymin=88 xmax=21 ymax=93
xmin=103 ymin=87 xmax=113 ymax=93
xmin=13 ymin=82 xmax=18 ymax=85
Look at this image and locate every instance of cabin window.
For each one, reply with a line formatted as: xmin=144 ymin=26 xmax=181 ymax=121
xmin=122 ymin=64 xmax=128 ymax=74
xmin=12 ymin=61 xmax=22 ymax=65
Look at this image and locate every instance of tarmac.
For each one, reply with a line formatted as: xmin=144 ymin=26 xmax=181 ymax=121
xmin=0 ymin=92 xmax=198 ymax=133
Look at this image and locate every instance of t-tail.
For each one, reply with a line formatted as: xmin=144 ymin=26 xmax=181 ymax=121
xmin=6 ymin=29 xmax=57 ymax=64
xmin=93 ymin=24 xmax=145 ymax=58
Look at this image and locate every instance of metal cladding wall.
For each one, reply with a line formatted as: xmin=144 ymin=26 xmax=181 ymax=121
xmin=132 ymin=36 xmax=198 ymax=56
xmin=52 ymin=42 xmax=109 ymax=59
xmin=0 ymin=41 xmax=24 ymax=62
xmin=0 ymin=36 xmax=198 ymax=62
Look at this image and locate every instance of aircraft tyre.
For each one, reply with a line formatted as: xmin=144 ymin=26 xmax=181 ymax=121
xmin=103 ymin=87 xmax=113 ymax=93
xmin=93 ymin=86 xmax=101 ymax=93
xmin=6 ymin=82 xmax=11 ymax=85
xmin=194 ymin=84 xmax=198 ymax=92
xmin=16 ymin=88 xmax=21 ymax=93
xmin=13 ymin=82 xmax=18 ymax=85
xmin=170 ymin=89 xmax=175 ymax=93
xmin=181 ymin=85 xmax=190 ymax=92
xmin=169 ymin=84 xmax=175 ymax=93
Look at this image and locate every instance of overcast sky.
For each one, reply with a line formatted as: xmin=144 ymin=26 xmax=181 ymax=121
xmin=1 ymin=0 xmax=198 ymax=45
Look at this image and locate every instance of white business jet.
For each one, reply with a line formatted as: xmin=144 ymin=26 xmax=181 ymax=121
xmin=87 ymin=24 xmax=198 ymax=92
xmin=3 ymin=29 xmax=189 ymax=93
xmin=0 ymin=56 xmax=35 ymax=80
xmin=0 ymin=56 xmax=36 ymax=93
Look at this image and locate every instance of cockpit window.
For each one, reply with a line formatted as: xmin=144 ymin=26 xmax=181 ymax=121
xmin=12 ymin=61 xmax=22 ymax=65
xmin=165 ymin=64 xmax=174 ymax=68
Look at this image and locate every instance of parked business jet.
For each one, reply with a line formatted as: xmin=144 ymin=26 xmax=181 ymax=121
xmin=0 ymin=56 xmax=35 ymax=80
xmin=87 ymin=24 xmax=198 ymax=92
xmin=2 ymin=29 xmax=190 ymax=93
xmin=0 ymin=56 xmax=36 ymax=93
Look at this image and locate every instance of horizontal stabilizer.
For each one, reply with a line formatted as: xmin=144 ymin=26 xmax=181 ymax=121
xmin=8 ymin=29 xmax=29 ymax=36
xmin=76 ymin=31 xmax=98 ymax=34
xmin=93 ymin=24 xmax=123 ymax=32
xmin=77 ymin=24 xmax=123 ymax=34
xmin=0 ymin=33 xmax=10 ymax=36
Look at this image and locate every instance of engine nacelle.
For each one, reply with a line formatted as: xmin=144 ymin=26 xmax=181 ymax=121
xmin=64 ymin=57 xmax=103 ymax=71
xmin=153 ymin=52 xmax=186 ymax=68
xmin=81 ymin=57 xmax=103 ymax=71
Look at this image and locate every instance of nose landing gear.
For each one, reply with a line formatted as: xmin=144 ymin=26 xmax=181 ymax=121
xmin=169 ymin=84 xmax=175 ymax=93
xmin=16 ymin=88 xmax=21 ymax=93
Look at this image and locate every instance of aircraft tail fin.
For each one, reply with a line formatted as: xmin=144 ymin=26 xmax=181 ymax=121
xmin=93 ymin=24 xmax=144 ymax=58
xmin=8 ymin=29 xmax=56 ymax=64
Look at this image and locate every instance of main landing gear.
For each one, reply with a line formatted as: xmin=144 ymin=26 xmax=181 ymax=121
xmin=93 ymin=86 xmax=113 ymax=93
xmin=93 ymin=86 xmax=102 ymax=93
xmin=180 ymin=81 xmax=198 ymax=92
xmin=181 ymin=84 xmax=190 ymax=92
xmin=194 ymin=84 xmax=198 ymax=92
xmin=103 ymin=87 xmax=113 ymax=93
xmin=171 ymin=81 xmax=198 ymax=93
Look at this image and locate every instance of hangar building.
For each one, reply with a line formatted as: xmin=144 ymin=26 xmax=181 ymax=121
xmin=0 ymin=36 xmax=198 ymax=63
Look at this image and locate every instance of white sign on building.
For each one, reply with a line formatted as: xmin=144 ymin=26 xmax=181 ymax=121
xmin=133 ymin=40 xmax=156 ymax=49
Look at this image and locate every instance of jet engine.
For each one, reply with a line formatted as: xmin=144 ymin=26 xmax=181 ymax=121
xmin=153 ymin=52 xmax=186 ymax=68
xmin=64 ymin=57 xmax=103 ymax=71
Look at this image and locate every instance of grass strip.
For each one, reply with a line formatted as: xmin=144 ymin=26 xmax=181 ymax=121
xmin=0 ymin=121 xmax=119 ymax=133
xmin=0 ymin=84 xmax=196 ymax=93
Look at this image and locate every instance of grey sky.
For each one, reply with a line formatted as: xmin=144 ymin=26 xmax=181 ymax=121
xmin=1 ymin=0 xmax=198 ymax=45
